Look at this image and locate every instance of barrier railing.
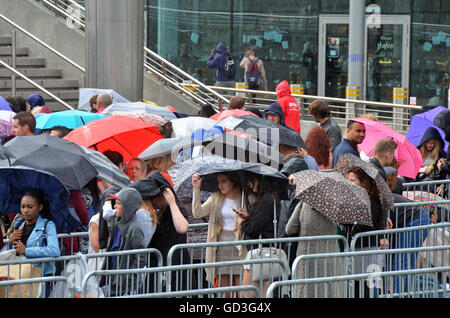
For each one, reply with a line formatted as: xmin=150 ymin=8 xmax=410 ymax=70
xmin=267 ymin=264 xmax=450 ymax=298
xmin=268 ymin=245 xmax=450 ymax=298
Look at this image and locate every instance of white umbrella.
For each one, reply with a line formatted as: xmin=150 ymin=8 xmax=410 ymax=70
xmin=101 ymin=102 xmax=177 ymax=120
xmin=171 ymin=117 xmax=217 ymax=138
xmin=78 ymin=88 xmax=131 ymax=111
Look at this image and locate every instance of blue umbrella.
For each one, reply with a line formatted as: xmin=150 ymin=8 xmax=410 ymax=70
xmin=0 ymin=166 xmax=82 ymax=233
xmin=35 ymin=109 xmax=106 ymax=130
xmin=0 ymin=96 xmax=12 ymax=111
xmin=406 ymin=106 xmax=449 ymax=151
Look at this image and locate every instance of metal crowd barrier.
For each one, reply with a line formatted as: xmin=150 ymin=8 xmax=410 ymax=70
xmin=403 ymin=179 xmax=450 ymax=201
xmin=267 ymin=264 xmax=450 ymax=299
xmin=166 ymin=235 xmax=348 ymax=296
xmin=0 ymin=276 xmax=68 ymax=298
xmin=267 ymin=245 xmax=450 ymax=298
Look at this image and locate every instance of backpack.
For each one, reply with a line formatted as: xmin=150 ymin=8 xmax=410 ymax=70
xmin=223 ymin=53 xmax=236 ymax=80
xmin=245 ymin=58 xmax=259 ymax=89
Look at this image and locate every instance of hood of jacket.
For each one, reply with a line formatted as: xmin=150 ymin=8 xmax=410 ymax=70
xmin=276 ymin=80 xmax=292 ymax=98
xmin=28 ymin=94 xmax=46 ymax=109
xmin=215 ymin=42 xmax=228 ymax=54
xmin=115 ymin=187 xmax=142 ymax=230
xmin=418 ymin=126 xmax=445 ymax=149
xmin=264 ymin=102 xmax=286 ymax=126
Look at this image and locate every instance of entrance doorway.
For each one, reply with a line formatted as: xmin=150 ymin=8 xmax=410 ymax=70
xmin=318 ymin=15 xmax=410 ymax=104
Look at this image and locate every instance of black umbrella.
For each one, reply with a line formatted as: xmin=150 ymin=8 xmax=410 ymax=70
xmin=200 ymin=162 xmax=289 ymax=200
xmin=216 ymin=115 xmax=307 ymax=149
xmin=202 ymin=131 xmax=284 ymax=170
xmin=433 ymin=110 xmax=450 ymax=134
xmin=0 ymin=144 xmax=15 ymax=165
xmin=3 ymin=135 xmax=98 ymax=190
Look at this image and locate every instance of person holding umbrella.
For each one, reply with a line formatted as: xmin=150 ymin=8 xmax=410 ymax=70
xmin=191 ymin=171 xmax=246 ymax=296
xmin=235 ymin=172 xmax=282 ymax=298
xmin=346 ymin=165 xmax=389 ymax=298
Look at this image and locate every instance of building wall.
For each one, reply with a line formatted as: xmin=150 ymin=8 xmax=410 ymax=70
xmin=146 ymin=0 xmax=450 ymax=109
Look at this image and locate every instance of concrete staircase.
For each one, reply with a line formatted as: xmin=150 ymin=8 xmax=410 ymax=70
xmin=0 ymin=35 xmax=79 ymax=111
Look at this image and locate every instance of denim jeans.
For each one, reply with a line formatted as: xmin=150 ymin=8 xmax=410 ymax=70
xmin=392 ymin=211 xmax=430 ymax=294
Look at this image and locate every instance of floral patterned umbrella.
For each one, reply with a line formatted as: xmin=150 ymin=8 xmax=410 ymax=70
xmin=168 ymin=155 xmax=238 ymax=201
xmin=292 ymin=170 xmax=372 ymax=227
xmin=334 ymin=153 xmax=394 ymax=210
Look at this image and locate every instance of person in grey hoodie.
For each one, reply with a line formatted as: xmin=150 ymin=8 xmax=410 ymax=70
xmin=104 ymin=187 xmax=147 ymax=296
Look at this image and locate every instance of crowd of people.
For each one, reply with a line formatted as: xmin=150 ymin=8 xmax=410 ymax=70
xmin=0 ymin=77 xmax=448 ymax=298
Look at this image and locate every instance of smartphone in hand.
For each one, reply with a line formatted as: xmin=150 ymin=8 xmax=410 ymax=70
xmin=232 ymin=208 xmax=244 ymax=216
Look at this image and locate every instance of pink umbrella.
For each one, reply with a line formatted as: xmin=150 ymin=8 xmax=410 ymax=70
xmin=351 ymin=118 xmax=423 ymax=179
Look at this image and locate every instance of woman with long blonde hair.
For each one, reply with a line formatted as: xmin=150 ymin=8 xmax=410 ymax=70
xmin=417 ymin=127 xmax=446 ymax=180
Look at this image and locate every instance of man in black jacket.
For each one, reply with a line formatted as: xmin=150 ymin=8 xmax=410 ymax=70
xmin=368 ymin=138 xmax=397 ymax=181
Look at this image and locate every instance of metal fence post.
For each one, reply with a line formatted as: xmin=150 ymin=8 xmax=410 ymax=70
xmin=11 ymin=29 xmax=16 ymax=97
xmin=393 ymin=87 xmax=408 ymax=131
xmin=345 ymin=86 xmax=360 ymax=120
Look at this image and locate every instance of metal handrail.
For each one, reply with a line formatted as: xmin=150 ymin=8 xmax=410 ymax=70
xmin=40 ymin=0 xmax=85 ymax=29
xmin=0 ymin=59 xmax=74 ymax=109
xmin=0 ymin=12 xmax=85 ymax=73
xmin=205 ymin=85 xmax=423 ymax=111
xmin=144 ymin=47 xmax=230 ymax=106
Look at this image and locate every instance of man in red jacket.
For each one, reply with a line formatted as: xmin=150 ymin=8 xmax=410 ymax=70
xmin=275 ymin=80 xmax=301 ymax=134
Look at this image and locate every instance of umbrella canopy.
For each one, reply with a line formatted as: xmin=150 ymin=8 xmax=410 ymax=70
xmin=0 ymin=119 xmax=14 ymax=138
xmin=64 ymin=116 xmax=163 ymax=163
xmin=209 ymin=109 xmax=258 ymax=121
xmin=202 ymin=131 xmax=284 ymax=169
xmin=78 ymin=88 xmax=131 ymax=111
xmin=0 ymin=166 xmax=81 ymax=233
xmin=0 ymin=110 xmax=15 ymax=123
xmin=0 ymin=144 xmax=15 ymax=165
xmin=334 ymin=153 xmax=394 ymax=210
xmin=138 ymin=136 xmax=200 ymax=161
xmin=80 ymin=146 xmax=130 ymax=188
xmin=402 ymin=190 xmax=450 ymax=210
xmin=216 ymin=115 xmax=307 ymax=149
xmin=171 ymin=117 xmax=218 ymax=138
xmin=200 ymin=161 xmax=290 ymax=199
xmin=109 ymin=110 xmax=167 ymax=126
xmin=433 ymin=109 xmax=450 ymax=132
xmin=0 ymin=97 xmax=12 ymax=111
xmin=35 ymin=109 xmax=106 ymax=130
xmin=406 ymin=106 xmax=449 ymax=151
xmin=292 ymin=170 xmax=372 ymax=227
xmin=168 ymin=155 xmax=238 ymax=201
xmin=4 ymin=135 xmax=98 ymax=190
xmin=351 ymin=118 xmax=423 ymax=179
xmin=101 ymin=102 xmax=177 ymax=120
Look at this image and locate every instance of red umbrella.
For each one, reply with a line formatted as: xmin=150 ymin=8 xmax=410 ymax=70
xmin=64 ymin=116 xmax=163 ymax=163
xmin=209 ymin=109 xmax=258 ymax=121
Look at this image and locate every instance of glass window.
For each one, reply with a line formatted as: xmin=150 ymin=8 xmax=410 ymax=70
xmin=232 ymin=0 xmax=319 ymax=92
xmin=411 ymin=0 xmax=450 ymax=110
xmin=147 ymin=0 xmax=231 ymax=84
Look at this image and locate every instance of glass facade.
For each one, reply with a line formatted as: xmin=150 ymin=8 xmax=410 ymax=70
xmin=146 ymin=0 xmax=450 ymax=107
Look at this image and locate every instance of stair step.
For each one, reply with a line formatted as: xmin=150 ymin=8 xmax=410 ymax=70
xmin=0 ymin=36 xmax=12 ymax=45
xmin=0 ymin=47 xmax=29 ymax=56
xmin=0 ymin=68 xmax=63 ymax=78
xmin=3 ymin=89 xmax=79 ymax=100
xmin=0 ymin=57 xmax=46 ymax=68
xmin=0 ymin=78 xmax=79 ymax=89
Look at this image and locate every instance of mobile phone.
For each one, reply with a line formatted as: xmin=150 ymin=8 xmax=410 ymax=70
xmin=232 ymin=208 xmax=244 ymax=215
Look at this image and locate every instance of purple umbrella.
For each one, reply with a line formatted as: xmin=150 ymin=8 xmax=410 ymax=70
xmin=406 ymin=106 xmax=448 ymax=152
xmin=0 ymin=97 xmax=12 ymax=111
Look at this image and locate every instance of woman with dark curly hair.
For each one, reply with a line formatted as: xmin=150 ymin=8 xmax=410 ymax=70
xmin=305 ymin=126 xmax=332 ymax=170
